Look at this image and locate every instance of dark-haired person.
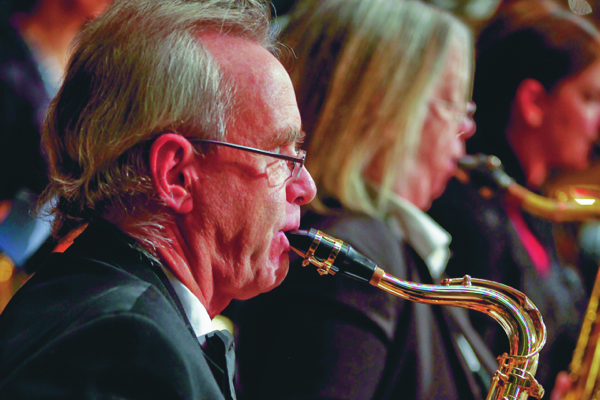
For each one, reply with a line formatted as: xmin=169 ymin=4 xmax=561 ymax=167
xmin=429 ymin=0 xmax=598 ymax=392
xmin=0 ymin=0 xmax=316 ymax=398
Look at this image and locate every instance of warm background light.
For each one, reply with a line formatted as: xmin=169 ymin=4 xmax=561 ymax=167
xmin=0 ymin=255 xmax=14 ymax=283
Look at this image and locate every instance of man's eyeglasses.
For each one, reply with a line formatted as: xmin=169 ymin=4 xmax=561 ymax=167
xmin=431 ymin=98 xmax=477 ymax=125
xmin=189 ymin=139 xmax=306 ymax=179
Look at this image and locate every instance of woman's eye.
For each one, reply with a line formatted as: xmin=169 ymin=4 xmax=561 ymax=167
xmin=583 ymin=91 xmax=600 ymax=103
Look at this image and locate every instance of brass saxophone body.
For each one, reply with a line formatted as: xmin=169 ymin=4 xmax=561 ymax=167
xmin=456 ymin=154 xmax=600 ymax=223
xmin=286 ymin=228 xmax=547 ymax=400
xmin=565 ymin=266 xmax=600 ymax=400
xmin=457 ymin=154 xmax=600 ymax=400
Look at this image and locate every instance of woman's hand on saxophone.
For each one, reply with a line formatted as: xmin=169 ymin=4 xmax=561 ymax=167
xmin=549 ymin=371 xmax=572 ymax=400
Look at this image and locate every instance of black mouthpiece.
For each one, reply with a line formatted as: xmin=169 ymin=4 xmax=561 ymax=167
xmin=457 ymin=153 xmax=514 ymax=191
xmin=285 ymin=229 xmax=314 ymax=254
xmin=285 ymin=229 xmax=378 ymax=282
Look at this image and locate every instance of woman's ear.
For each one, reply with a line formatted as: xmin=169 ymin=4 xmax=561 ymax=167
xmin=149 ymin=134 xmax=196 ymax=214
xmin=514 ymin=78 xmax=546 ymax=128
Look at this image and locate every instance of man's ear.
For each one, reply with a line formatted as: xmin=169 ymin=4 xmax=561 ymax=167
xmin=514 ymin=78 xmax=546 ymax=128
xmin=149 ymin=134 xmax=196 ymax=214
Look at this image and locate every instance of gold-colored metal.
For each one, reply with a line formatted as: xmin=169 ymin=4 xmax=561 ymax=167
xmin=369 ymin=266 xmax=384 ymax=286
xmin=457 ymin=154 xmax=600 ymax=222
xmin=565 ymin=266 xmax=600 ymax=400
xmin=457 ymin=154 xmax=600 ymax=400
xmin=300 ymin=231 xmax=547 ymax=400
xmin=507 ymin=184 xmax=600 ymax=223
xmin=301 ymin=230 xmax=342 ymax=276
xmin=301 ymin=233 xmax=322 ymax=267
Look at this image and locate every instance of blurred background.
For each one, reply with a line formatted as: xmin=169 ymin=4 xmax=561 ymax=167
xmin=272 ymin=0 xmax=596 ymax=28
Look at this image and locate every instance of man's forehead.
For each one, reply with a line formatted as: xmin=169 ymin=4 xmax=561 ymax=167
xmin=198 ymin=31 xmax=302 ymax=148
xmin=198 ymin=31 xmax=276 ymax=77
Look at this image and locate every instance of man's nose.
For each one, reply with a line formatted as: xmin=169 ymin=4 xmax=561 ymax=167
xmin=287 ymin=166 xmax=317 ymax=206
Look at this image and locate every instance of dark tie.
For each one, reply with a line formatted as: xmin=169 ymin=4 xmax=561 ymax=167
xmin=199 ymin=330 xmax=237 ymax=400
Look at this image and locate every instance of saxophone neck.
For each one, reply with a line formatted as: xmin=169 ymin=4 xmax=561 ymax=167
xmin=457 ymin=154 xmax=600 ymax=222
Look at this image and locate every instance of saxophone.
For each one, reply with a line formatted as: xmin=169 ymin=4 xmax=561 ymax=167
xmin=455 ymin=154 xmax=600 ymax=223
xmin=457 ymin=154 xmax=600 ymax=400
xmin=285 ymin=228 xmax=547 ymax=400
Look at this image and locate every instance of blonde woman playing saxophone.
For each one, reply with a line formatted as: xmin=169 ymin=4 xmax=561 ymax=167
xmin=233 ymin=1 xmax=486 ymax=399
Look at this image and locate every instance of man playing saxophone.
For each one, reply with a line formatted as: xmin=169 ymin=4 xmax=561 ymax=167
xmin=0 ymin=0 xmax=317 ymax=398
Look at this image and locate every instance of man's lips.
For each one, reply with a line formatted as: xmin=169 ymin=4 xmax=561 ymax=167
xmin=279 ymin=223 xmax=300 ymax=252
xmin=281 ymin=231 xmax=291 ymax=252
xmin=281 ymin=220 xmax=300 ymax=234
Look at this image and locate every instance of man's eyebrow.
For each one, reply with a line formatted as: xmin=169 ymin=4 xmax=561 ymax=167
xmin=269 ymin=127 xmax=306 ymax=146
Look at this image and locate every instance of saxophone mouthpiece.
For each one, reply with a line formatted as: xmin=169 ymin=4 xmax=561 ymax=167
xmin=456 ymin=153 xmax=514 ymax=192
xmin=285 ymin=228 xmax=378 ymax=282
xmin=284 ymin=229 xmax=313 ymax=258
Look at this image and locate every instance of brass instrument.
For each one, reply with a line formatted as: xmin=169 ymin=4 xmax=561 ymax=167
xmin=456 ymin=154 xmax=600 ymax=222
xmin=457 ymin=154 xmax=600 ymax=400
xmin=285 ymin=228 xmax=547 ymax=400
xmin=565 ymin=266 xmax=600 ymax=400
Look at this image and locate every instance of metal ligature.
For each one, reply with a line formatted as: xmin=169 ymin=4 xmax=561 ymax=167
xmin=285 ymin=228 xmax=547 ymax=400
xmin=457 ymin=154 xmax=600 ymax=400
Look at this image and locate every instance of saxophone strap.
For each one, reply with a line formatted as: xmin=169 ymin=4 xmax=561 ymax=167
xmin=445 ymin=306 xmax=497 ymax=382
xmin=406 ymin=243 xmax=490 ymax=399
xmin=404 ymin=242 xmax=498 ymax=378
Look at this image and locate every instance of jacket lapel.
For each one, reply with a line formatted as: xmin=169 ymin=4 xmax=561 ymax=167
xmin=66 ymin=219 xmax=236 ymax=399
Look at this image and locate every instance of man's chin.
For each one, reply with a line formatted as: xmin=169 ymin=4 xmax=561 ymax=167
xmin=265 ymin=254 xmax=290 ymax=291
xmin=238 ymin=257 xmax=290 ymax=300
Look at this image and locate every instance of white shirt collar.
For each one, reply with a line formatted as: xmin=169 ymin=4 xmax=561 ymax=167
xmin=158 ymin=265 xmax=214 ymax=338
xmin=386 ymin=194 xmax=451 ymax=280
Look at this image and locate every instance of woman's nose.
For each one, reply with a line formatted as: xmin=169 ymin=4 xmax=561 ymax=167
xmin=458 ymin=116 xmax=476 ymax=139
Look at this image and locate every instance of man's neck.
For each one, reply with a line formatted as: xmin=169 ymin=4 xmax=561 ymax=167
xmin=152 ymin=223 xmax=230 ymax=319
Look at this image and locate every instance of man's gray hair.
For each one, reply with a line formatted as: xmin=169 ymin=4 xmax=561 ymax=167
xmin=39 ymin=0 xmax=276 ymax=250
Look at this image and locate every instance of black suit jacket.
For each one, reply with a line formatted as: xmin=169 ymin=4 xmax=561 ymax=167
xmin=234 ymin=210 xmax=483 ymax=400
xmin=0 ymin=219 xmax=230 ymax=399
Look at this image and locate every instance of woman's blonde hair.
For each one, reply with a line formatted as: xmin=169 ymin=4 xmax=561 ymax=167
xmin=282 ymin=0 xmax=472 ymax=218
xmin=39 ymin=0 xmax=275 ymax=245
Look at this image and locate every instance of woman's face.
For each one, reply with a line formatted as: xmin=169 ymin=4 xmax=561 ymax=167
xmin=540 ymin=59 xmax=600 ymax=171
xmin=409 ymin=42 xmax=475 ymax=210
